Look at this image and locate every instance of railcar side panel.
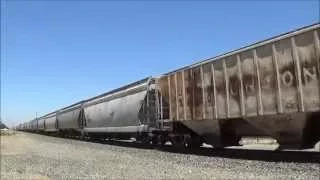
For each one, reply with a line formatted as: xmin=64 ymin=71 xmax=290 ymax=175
xmin=31 ymin=120 xmax=38 ymax=130
xmin=202 ymin=63 xmax=215 ymax=120
xmin=176 ymin=71 xmax=185 ymax=121
xmin=193 ymin=67 xmax=204 ymax=120
xmin=275 ymin=38 xmax=299 ymax=113
xmin=184 ymin=68 xmax=194 ymax=121
xmin=256 ymin=44 xmax=277 ymax=115
xmin=213 ymin=60 xmax=227 ymax=118
xmin=226 ymin=55 xmax=241 ymax=117
xmin=57 ymin=108 xmax=81 ymax=129
xmin=84 ymin=90 xmax=147 ymax=128
xmin=38 ymin=118 xmax=45 ymax=130
xmin=158 ymin=76 xmax=170 ymax=119
xmin=45 ymin=115 xmax=57 ymax=131
xmin=240 ymin=50 xmax=259 ymax=116
xmin=169 ymin=74 xmax=177 ymax=121
xmin=294 ymin=31 xmax=320 ymax=111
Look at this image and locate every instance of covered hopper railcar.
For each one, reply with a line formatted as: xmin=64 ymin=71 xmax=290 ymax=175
xmin=81 ymin=77 xmax=155 ymax=139
xmin=44 ymin=113 xmax=58 ymax=133
xmin=157 ymin=23 xmax=320 ymax=148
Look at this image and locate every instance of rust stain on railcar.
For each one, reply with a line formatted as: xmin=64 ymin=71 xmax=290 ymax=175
xmin=202 ymin=63 xmax=215 ymax=120
xmin=275 ymin=38 xmax=299 ymax=112
xmin=294 ymin=31 xmax=320 ymax=111
xmin=240 ymin=50 xmax=259 ymax=116
xmin=226 ymin=55 xmax=242 ymax=117
xmin=184 ymin=69 xmax=194 ymax=120
xmin=158 ymin=76 xmax=170 ymax=119
xmin=192 ymin=67 xmax=204 ymax=120
xmin=213 ymin=61 xmax=227 ymax=118
xmin=176 ymin=71 xmax=185 ymax=120
xmin=256 ymin=44 xmax=277 ymax=115
xmin=169 ymin=74 xmax=177 ymax=120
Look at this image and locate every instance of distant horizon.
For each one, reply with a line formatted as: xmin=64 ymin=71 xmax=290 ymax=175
xmin=1 ymin=1 xmax=319 ymax=127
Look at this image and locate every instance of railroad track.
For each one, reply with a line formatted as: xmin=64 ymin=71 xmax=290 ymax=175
xmin=41 ymin=133 xmax=320 ymax=164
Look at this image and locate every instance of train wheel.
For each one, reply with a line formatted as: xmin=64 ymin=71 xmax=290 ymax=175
xmin=157 ymin=135 xmax=167 ymax=146
xmin=184 ymin=135 xmax=202 ymax=149
xmin=171 ymin=135 xmax=185 ymax=149
xmin=314 ymin=141 xmax=320 ymax=152
xmin=151 ymin=136 xmax=158 ymax=145
xmin=188 ymin=141 xmax=202 ymax=149
xmin=142 ymin=137 xmax=152 ymax=144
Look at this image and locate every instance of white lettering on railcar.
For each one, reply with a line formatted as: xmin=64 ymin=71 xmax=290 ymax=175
xmin=226 ymin=66 xmax=318 ymax=96
xmin=303 ymin=66 xmax=317 ymax=83
xmin=279 ymin=66 xmax=318 ymax=87
xmin=281 ymin=70 xmax=294 ymax=87
xmin=230 ymin=87 xmax=237 ymax=96
xmin=244 ymin=78 xmax=255 ymax=95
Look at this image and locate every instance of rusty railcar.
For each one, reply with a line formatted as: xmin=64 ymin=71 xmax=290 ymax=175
xmin=157 ymin=23 xmax=320 ymax=148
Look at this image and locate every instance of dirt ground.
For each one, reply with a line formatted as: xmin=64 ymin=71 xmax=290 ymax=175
xmin=1 ymin=132 xmax=319 ymax=180
xmin=1 ymin=132 xmax=51 ymax=179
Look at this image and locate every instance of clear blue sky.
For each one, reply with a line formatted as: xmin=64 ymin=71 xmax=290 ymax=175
xmin=1 ymin=1 xmax=319 ymax=127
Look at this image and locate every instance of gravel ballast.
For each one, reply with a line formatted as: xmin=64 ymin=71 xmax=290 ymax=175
xmin=1 ymin=132 xmax=319 ymax=180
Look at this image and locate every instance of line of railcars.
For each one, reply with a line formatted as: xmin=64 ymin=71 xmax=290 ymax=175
xmin=17 ymin=23 xmax=320 ymax=150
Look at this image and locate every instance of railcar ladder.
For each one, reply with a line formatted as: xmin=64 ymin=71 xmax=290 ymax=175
xmin=155 ymin=87 xmax=171 ymax=130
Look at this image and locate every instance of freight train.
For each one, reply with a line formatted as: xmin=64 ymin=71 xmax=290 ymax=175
xmin=16 ymin=23 xmax=320 ymax=150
